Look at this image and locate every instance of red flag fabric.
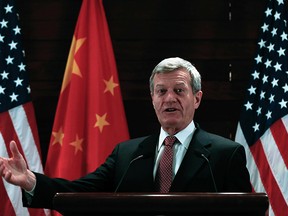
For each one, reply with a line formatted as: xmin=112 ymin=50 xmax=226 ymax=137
xmin=0 ymin=0 xmax=49 ymax=215
xmin=235 ymin=0 xmax=288 ymax=215
xmin=45 ymin=0 xmax=129 ymax=182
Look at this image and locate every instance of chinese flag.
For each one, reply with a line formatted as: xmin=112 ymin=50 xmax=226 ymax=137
xmin=45 ymin=0 xmax=129 ymax=182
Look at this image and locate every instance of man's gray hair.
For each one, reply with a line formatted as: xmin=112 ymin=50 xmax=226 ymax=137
xmin=149 ymin=57 xmax=201 ymax=94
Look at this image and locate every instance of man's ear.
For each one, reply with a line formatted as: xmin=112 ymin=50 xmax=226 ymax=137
xmin=151 ymin=92 xmax=155 ymax=107
xmin=194 ymin=90 xmax=203 ymax=109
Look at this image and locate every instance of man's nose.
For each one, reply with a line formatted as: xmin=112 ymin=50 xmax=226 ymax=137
xmin=164 ymin=90 xmax=177 ymax=102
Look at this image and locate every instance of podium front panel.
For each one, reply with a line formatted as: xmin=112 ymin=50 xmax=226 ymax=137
xmin=53 ymin=192 xmax=269 ymax=216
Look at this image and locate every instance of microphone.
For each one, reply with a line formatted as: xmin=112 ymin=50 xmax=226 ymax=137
xmin=195 ymin=150 xmax=218 ymax=192
xmin=114 ymin=154 xmax=144 ymax=193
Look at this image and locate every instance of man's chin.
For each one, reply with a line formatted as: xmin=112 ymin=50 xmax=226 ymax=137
xmin=161 ymin=119 xmax=180 ymax=128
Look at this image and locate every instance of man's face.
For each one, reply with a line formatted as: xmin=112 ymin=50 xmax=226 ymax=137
xmin=151 ymin=69 xmax=202 ymax=134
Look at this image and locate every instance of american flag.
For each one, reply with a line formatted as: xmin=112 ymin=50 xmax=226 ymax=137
xmin=235 ymin=0 xmax=288 ymax=215
xmin=0 ymin=0 xmax=49 ymax=215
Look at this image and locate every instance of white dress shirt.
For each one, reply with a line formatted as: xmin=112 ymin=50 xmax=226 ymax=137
xmin=153 ymin=121 xmax=196 ymax=180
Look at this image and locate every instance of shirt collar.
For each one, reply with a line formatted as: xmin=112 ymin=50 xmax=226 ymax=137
xmin=158 ymin=121 xmax=196 ymax=151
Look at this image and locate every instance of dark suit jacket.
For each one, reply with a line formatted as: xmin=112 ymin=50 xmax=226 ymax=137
xmin=23 ymin=126 xmax=252 ymax=209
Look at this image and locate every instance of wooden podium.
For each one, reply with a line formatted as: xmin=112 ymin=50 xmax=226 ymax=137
xmin=53 ymin=192 xmax=268 ymax=216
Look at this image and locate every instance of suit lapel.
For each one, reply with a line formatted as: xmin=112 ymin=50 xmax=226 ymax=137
xmin=120 ymin=134 xmax=158 ymax=191
xmin=170 ymin=128 xmax=211 ymax=191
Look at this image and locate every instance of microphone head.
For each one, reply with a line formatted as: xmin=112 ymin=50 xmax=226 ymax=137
xmin=193 ymin=149 xmax=204 ymax=157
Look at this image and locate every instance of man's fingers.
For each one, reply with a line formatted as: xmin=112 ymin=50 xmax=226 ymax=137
xmin=9 ymin=141 xmax=21 ymax=159
xmin=0 ymin=159 xmax=11 ymax=180
xmin=3 ymin=169 xmax=12 ymax=181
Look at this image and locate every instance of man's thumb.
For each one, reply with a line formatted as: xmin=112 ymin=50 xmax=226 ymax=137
xmin=10 ymin=141 xmax=21 ymax=159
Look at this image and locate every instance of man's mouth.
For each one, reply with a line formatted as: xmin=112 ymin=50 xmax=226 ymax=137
xmin=165 ymin=108 xmax=177 ymax=112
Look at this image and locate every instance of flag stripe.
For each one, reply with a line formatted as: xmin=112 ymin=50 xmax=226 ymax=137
xmin=0 ymin=111 xmax=24 ymax=156
xmin=260 ymin=117 xmax=288 ymax=203
xmin=9 ymin=104 xmax=44 ymax=173
xmin=250 ymin=139 xmax=288 ymax=215
xmin=0 ymin=107 xmax=48 ymax=216
xmin=12 ymin=105 xmax=48 ymax=216
xmin=0 ymin=134 xmax=29 ymax=216
xmin=235 ymin=125 xmax=276 ymax=215
xmin=0 ymin=135 xmax=16 ymax=216
xmin=270 ymin=117 xmax=288 ymax=167
xmin=22 ymin=103 xmax=42 ymax=157
xmin=235 ymin=125 xmax=265 ymax=191
xmin=0 ymin=179 xmax=16 ymax=216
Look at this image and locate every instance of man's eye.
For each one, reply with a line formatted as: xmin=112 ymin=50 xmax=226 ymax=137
xmin=175 ymin=89 xmax=183 ymax=93
xmin=158 ymin=89 xmax=166 ymax=94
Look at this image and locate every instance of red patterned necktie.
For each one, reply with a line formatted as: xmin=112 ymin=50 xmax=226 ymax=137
xmin=155 ymin=136 xmax=176 ymax=193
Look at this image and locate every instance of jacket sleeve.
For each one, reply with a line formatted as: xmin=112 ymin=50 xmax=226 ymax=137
xmin=22 ymin=145 xmax=119 ymax=209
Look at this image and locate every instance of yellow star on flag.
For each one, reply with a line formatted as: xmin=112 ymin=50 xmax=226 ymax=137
xmin=94 ymin=113 xmax=110 ymax=132
xmin=52 ymin=127 xmax=64 ymax=146
xmin=61 ymin=36 xmax=86 ymax=93
xmin=104 ymin=76 xmax=119 ymax=95
xmin=70 ymin=134 xmax=84 ymax=154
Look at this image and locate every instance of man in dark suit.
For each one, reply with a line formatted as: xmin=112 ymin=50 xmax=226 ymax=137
xmin=0 ymin=57 xmax=252 ymax=210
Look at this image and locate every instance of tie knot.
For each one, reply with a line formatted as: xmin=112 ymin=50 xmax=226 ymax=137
xmin=164 ymin=136 xmax=176 ymax=147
